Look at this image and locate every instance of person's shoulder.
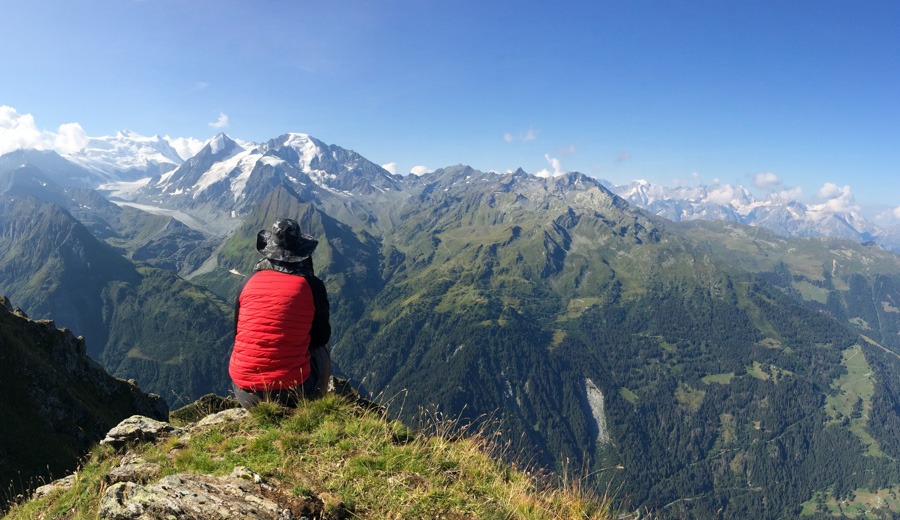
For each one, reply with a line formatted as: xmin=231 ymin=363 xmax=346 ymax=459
xmin=303 ymin=273 xmax=327 ymax=291
xmin=305 ymin=273 xmax=326 ymax=285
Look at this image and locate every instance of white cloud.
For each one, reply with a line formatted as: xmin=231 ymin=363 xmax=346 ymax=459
xmin=165 ymin=135 xmax=205 ymax=160
xmin=53 ymin=122 xmax=88 ymax=154
xmin=816 ymin=182 xmax=846 ymax=200
xmin=410 ymin=165 xmax=431 ymax=176
xmin=535 ymin=154 xmax=566 ymax=178
xmin=753 ymin=171 xmax=781 ymax=189
xmin=208 ymin=112 xmax=229 ymax=129
xmin=616 ymin=150 xmax=631 ymax=162
xmin=873 ymin=206 xmax=900 ymax=226
xmin=0 ymin=106 xmax=45 ymax=154
xmin=814 ymin=182 xmax=857 ymax=212
xmin=381 ymin=162 xmax=397 ymax=175
xmin=0 ymin=106 xmax=91 ymax=155
xmin=523 ymin=128 xmax=537 ymax=142
xmin=772 ymin=186 xmax=804 ymax=201
xmin=706 ymin=184 xmax=740 ymax=205
xmin=503 ymin=133 xmax=514 ymax=143
xmin=1 ymin=105 xmax=207 ymax=161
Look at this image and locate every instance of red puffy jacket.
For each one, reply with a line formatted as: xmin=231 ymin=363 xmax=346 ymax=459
xmin=229 ymin=269 xmax=329 ymax=390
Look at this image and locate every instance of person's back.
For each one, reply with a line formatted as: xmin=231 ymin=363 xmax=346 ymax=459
xmin=228 ymin=218 xmax=331 ymax=408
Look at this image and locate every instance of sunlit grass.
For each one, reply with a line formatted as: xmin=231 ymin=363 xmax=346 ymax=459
xmin=824 ymin=345 xmax=884 ymax=457
xmin=6 ymin=392 xmax=617 ymax=519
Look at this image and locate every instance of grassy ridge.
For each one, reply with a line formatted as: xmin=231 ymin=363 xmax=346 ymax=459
xmin=5 ymin=394 xmax=616 ymax=519
xmin=824 ymin=345 xmax=882 ymax=457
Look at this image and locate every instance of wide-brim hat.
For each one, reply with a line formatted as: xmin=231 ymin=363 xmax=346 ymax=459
xmin=256 ymin=218 xmax=318 ymax=263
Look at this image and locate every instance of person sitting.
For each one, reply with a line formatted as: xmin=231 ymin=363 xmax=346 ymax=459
xmin=229 ymin=218 xmax=331 ymax=409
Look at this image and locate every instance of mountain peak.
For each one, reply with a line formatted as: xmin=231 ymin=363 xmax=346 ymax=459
xmin=282 ymin=132 xmax=313 ymax=145
xmin=206 ymin=133 xmax=241 ymax=156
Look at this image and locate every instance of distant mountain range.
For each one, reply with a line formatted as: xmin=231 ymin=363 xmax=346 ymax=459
xmin=608 ymin=179 xmax=897 ymax=251
xmin=2 ymin=130 xmax=900 ymax=518
xmin=7 ymin=127 xmax=897 ymax=251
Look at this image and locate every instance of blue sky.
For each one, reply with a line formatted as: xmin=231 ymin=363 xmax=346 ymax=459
xmin=1 ymin=1 xmax=898 ymax=216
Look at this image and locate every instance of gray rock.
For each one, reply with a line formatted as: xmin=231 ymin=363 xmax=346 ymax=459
xmin=98 ymin=473 xmax=291 ymax=519
xmin=169 ymin=394 xmax=241 ymax=425
xmin=196 ymin=408 xmax=249 ymax=428
xmin=229 ymin=466 xmax=273 ymax=491
xmin=100 ymin=416 xmax=185 ymax=450
xmin=32 ymin=474 xmax=76 ymax=499
xmin=105 ymin=454 xmax=162 ymax=485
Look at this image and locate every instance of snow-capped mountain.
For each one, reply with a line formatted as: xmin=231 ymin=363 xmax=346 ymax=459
xmin=0 ymin=129 xmax=405 ymax=235
xmin=609 ymin=179 xmax=886 ymax=247
xmin=0 ymin=149 xmax=102 ymax=188
xmin=1 ymin=126 xmax=897 ymax=252
xmin=610 ymin=180 xmax=752 ymax=224
xmin=64 ymin=131 xmax=183 ymax=181
xmin=262 ymin=133 xmax=400 ymax=195
xmin=128 ymin=132 xmax=401 ymax=219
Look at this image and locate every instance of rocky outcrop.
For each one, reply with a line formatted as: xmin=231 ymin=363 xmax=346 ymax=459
xmin=100 ymin=416 xmax=185 ymax=451
xmin=99 ymin=469 xmax=290 ymax=520
xmin=83 ymin=408 xmax=336 ymax=520
xmin=584 ymin=378 xmax=610 ymax=445
xmin=105 ymin=454 xmax=163 ymax=486
xmin=18 ymin=381 xmax=366 ymax=518
xmin=168 ymin=393 xmax=241 ymax=424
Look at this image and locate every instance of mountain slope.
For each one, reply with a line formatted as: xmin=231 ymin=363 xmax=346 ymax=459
xmin=0 ymin=296 xmax=166 ymax=503
xmin=162 ymin=163 xmax=900 ymax=517
xmin=0 ymin=150 xmax=106 ymax=188
xmin=0 ymin=178 xmax=235 ymax=402
xmin=129 ymin=133 xmax=401 ymax=227
xmin=0 ymin=186 xmax=139 ymax=350
xmin=324 ymin=167 xmax=900 ymax=518
xmin=64 ymin=130 xmax=182 ymax=181
xmin=675 ymin=219 xmax=900 ymax=356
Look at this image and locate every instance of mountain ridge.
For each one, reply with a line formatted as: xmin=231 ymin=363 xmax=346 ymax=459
xmin=4 ymin=128 xmax=895 ymax=251
xmin=609 ymin=178 xmax=890 ymax=250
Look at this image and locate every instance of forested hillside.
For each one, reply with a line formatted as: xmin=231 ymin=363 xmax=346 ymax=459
xmin=0 ymin=169 xmax=235 ymax=404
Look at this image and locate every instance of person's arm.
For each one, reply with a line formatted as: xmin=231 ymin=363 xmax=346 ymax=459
xmin=234 ymin=298 xmax=240 ymax=338
xmin=306 ymin=275 xmax=331 ymax=349
xmin=234 ymin=274 xmax=253 ymax=337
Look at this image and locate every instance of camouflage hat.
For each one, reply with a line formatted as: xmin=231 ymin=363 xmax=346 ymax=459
xmin=256 ymin=218 xmax=318 ymax=262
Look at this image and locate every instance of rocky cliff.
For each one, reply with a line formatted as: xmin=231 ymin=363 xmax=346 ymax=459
xmin=0 ymin=296 xmax=167 ymax=504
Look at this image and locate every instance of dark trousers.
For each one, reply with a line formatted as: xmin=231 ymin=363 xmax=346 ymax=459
xmin=233 ymin=345 xmax=331 ymax=409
